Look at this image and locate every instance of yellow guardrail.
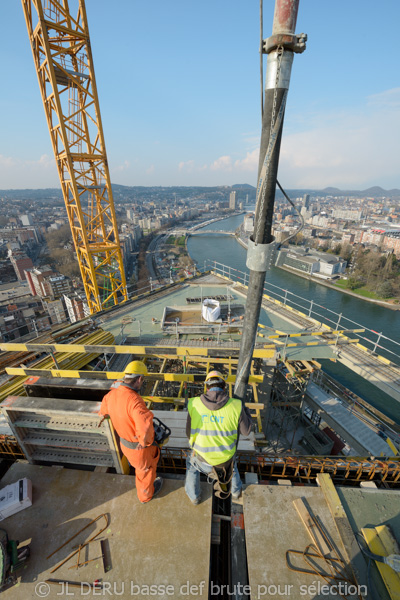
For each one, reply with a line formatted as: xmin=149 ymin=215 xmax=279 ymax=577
xmin=5 ymin=368 xmax=263 ymax=384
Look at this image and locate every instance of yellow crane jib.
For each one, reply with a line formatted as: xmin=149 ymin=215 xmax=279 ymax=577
xmin=21 ymin=0 xmax=127 ymax=313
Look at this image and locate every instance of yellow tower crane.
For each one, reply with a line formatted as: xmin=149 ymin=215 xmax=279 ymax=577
xmin=22 ymin=0 xmax=128 ymax=313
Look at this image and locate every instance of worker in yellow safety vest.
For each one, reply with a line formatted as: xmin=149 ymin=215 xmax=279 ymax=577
xmin=185 ymin=370 xmax=252 ymax=504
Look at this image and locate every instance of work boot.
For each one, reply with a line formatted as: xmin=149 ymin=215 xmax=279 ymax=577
xmin=189 ymin=495 xmax=201 ymax=505
xmin=232 ymin=489 xmax=242 ymax=500
xmin=152 ymin=477 xmax=163 ymax=499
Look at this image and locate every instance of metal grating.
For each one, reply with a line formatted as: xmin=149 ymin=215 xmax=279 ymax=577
xmin=1 ymin=395 xmax=126 ymax=473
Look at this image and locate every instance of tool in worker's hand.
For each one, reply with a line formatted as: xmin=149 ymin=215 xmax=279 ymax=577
xmin=153 ymin=417 xmax=171 ymax=447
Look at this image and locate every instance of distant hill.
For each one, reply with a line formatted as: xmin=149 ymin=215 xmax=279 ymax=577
xmin=276 ymin=186 xmax=400 ymax=198
xmin=321 ymin=187 xmax=342 ymax=194
xmin=232 ymin=184 xmax=256 ymax=190
xmin=320 ymin=185 xmax=400 ymax=197
xmin=0 ymin=184 xmax=398 ymax=200
xmin=0 ymin=184 xmax=257 ymax=202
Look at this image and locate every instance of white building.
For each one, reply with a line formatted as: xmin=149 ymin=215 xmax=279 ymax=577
xmin=21 ymin=214 xmax=34 ymax=226
xmin=332 ymin=209 xmax=363 ymax=221
xmin=63 ymin=293 xmax=90 ymax=323
xmin=276 ymin=248 xmax=347 ymax=278
xmin=244 ymin=214 xmax=254 ymax=233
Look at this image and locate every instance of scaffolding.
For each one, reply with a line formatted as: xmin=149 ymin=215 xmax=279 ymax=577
xmin=263 ymin=361 xmax=311 ymax=454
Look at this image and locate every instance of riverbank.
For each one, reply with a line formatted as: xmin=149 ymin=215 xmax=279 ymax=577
xmin=234 ymin=228 xmax=400 ymax=311
xmin=277 ymin=265 xmax=400 ymax=310
xmin=187 ymin=217 xmax=400 ymax=418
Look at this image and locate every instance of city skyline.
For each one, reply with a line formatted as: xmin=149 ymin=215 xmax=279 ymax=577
xmin=0 ymin=1 xmax=399 ymax=190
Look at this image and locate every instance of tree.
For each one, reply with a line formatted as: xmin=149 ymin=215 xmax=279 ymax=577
xmin=341 ymin=243 xmax=353 ymax=264
xmin=346 ymin=276 xmax=363 ymax=290
xmin=376 ymin=281 xmax=394 ymax=299
xmin=179 ymin=256 xmax=193 ymax=268
xmin=320 ymin=241 xmax=329 ymax=252
xmin=60 ymin=261 xmax=81 ymax=278
xmin=45 ymin=224 xmax=72 ymax=249
xmin=294 ymin=232 xmax=304 ymax=246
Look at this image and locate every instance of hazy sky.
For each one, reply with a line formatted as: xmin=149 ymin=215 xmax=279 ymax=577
xmin=1 ymin=1 xmax=399 ymax=190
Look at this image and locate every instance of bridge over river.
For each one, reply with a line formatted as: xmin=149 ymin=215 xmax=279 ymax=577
xmin=172 ymin=228 xmax=236 ymax=237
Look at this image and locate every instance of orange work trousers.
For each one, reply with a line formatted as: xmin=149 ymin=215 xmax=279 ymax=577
xmin=123 ymin=444 xmax=160 ymax=503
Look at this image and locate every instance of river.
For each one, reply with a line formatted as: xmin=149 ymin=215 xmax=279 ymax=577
xmin=187 ymin=211 xmax=400 ymax=424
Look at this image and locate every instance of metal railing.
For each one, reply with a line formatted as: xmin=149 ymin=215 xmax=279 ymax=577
xmin=9 ymin=260 xmax=396 ymax=364
xmin=200 ymin=260 xmax=400 ymax=366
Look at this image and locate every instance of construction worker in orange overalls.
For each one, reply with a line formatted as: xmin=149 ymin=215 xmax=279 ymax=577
xmin=99 ymin=361 xmax=163 ymax=503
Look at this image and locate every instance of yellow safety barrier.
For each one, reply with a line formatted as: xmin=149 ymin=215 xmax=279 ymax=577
xmin=0 ymin=342 xmax=275 ymax=359
xmin=5 ymin=367 xmax=263 ymax=384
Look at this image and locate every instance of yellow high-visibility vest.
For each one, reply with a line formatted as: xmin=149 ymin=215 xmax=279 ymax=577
xmin=188 ymin=396 xmax=242 ymax=466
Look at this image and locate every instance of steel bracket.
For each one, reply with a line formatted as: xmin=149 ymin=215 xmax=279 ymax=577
xmin=263 ymin=33 xmax=307 ymax=55
xmin=246 ymin=237 xmax=276 ymax=273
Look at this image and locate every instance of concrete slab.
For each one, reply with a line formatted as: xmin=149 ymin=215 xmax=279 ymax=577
xmin=189 ymin=274 xmax=232 ymax=286
xmin=100 ymin=283 xmax=241 ymax=341
xmin=0 ymin=462 xmax=211 ymax=599
xmin=98 ymin=277 xmax=337 ymax=359
xmin=243 ymin=484 xmax=360 ymax=600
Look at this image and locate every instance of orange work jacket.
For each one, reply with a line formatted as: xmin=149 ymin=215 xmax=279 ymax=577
xmin=99 ymin=383 xmax=154 ymax=447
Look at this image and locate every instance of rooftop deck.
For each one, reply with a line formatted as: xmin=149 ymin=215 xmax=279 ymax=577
xmin=0 ymin=463 xmax=212 ymax=599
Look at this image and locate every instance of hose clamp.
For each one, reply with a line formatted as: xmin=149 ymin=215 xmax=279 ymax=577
xmin=246 ymin=237 xmax=276 ymax=272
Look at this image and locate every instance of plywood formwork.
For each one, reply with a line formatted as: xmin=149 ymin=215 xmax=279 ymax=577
xmin=0 ymin=463 xmax=211 ymax=599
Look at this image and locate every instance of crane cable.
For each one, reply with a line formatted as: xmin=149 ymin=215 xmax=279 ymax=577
xmin=260 ymin=0 xmax=264 ymax=117
xmin=276 ymin=179 xmax=305 ymax=248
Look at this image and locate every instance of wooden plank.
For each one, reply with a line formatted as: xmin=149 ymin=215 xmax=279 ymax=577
xmin=376 ymin=525 xmax=400 ymax=555
xmin=292 ymin=497 xmax=331 ymax=556
xmin=152 ymin=410 xmax=187 ymax=421
xmin=300 ymin=360 xmax=314 ymax=373
xmin=164 ymin=438 xmax=188 ymax=449
xmin=311 ymin=360 xmax=322 ymax=369
xmin=152 ymin=400 xmax=263 ymax=409
xmin=284 ymin=361 xmax=296 ymax=376
xmin=361 ymin=526 xmax=400 ymax=600
xmin=316 ymin=473 xmax=368 ymax=597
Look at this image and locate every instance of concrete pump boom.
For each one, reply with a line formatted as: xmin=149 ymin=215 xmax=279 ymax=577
xmin=235 ymin=0 xmax=306 ymax=399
